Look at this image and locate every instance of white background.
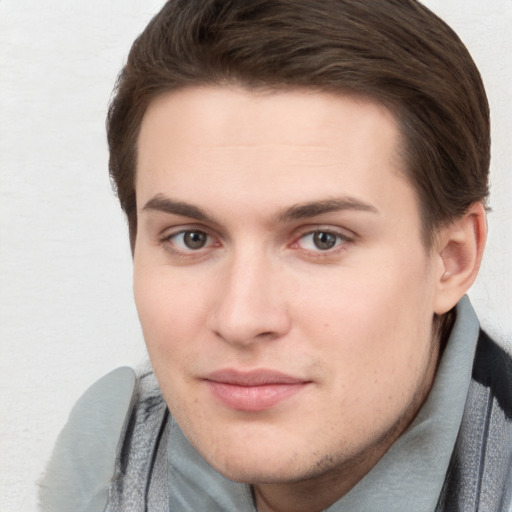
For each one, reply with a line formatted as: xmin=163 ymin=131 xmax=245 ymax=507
xmin=1 ymin=1 xmax=511 ymax=510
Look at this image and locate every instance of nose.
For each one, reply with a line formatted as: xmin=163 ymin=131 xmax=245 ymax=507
xmin=207 ymin=250 xmax=291 ymax=347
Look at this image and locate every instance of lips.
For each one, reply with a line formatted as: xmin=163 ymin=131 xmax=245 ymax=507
xmin=204 ymin=369 xmax=310 ymax=412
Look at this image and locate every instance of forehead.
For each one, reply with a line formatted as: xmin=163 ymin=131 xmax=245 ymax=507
xmin=138 ymin=86 xmax=402 ymax=157
xmin=136 ymin=86 xmax=415 ymax=220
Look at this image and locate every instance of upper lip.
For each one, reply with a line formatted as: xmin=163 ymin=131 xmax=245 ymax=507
xmin=204 ymin=369 xmax=309 ymax=386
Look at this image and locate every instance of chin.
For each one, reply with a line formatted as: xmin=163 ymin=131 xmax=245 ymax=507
xmin=198 ymin=435 xmax=337 ymax=485
xmin=210 ymin=457 xmax=303 ymax=485
xmin=191 ymin=432 xmax=296 ymax=482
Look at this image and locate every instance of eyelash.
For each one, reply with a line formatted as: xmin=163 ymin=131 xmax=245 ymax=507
xmin=292 ymin=229 xmax=352 ymax=257
xmin=159 ymin=227 xmax=353 ymax=259
xmin=159 ymin=228 xmax=218 ymax=258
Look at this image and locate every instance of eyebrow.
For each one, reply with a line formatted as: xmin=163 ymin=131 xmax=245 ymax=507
xmin=276 ymin=197 xmax=378 ymax=222
xmin=141 ymin=194 xmax=378 ymax=223
xmin=142 ymin=194 xmax=212 ymax=222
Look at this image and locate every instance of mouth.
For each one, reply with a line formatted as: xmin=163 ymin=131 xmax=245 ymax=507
xmin=203 ymin=369 xmax=311 ymax=412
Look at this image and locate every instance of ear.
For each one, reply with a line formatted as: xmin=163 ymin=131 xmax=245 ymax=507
xmin=433 ymin=202 xmax=487 ymax=315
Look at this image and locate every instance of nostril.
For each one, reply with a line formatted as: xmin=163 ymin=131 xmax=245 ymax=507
xmin=213 ymin=329 xmax=280 ymax=345
xmin=258 ymin=331 xmax=279 ymax=340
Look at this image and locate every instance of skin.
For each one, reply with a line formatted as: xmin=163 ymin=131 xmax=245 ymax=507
xmin=133 ymin=86 xmax=459 ymax=512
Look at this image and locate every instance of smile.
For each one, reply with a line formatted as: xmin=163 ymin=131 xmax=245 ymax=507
xmin=204 ymin=369 xmax=311 ymax=412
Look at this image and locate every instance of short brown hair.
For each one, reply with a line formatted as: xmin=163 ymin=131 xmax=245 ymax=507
xmin=107 ymin=0 xmax=490 ymax=252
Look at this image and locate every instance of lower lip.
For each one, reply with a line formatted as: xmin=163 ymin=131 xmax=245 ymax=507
xmin=206 ymin=381 xmax=308 ymax=412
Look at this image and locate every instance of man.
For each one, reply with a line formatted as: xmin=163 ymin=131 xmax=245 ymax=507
xmin=40 ymin=1 xmax=512 ymax=511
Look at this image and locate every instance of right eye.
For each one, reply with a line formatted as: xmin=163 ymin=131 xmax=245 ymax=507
xmin=162 ymin=229 xmax=215 ymax=253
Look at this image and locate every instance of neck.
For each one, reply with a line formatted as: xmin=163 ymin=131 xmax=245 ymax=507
xmin=252 ymin=436 xmax=395 ymax=512
xmin=253 ymin=464 xmax=370 ymax=512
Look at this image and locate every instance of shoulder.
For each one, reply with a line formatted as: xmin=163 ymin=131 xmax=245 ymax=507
xmin=473 ymin=329 xmax=512 ymax=418
xmin=39 ymin=367 xmax=137 ymax=512
xmin=432 ymin=330 xmax=512 ymax=511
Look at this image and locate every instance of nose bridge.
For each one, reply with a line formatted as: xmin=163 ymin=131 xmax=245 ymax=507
xmin=209 ymin=243 xmax=289 ymax=345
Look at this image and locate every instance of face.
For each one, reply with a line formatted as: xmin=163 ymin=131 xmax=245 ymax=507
xmin=133 ymin=87 xmax=443 ymax=493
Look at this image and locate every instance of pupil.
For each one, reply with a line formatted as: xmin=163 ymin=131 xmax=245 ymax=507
xmin=313 ymin=232 xmax=337 ymax=250
xmin=184 ymin=231 xmax=207 ymax=249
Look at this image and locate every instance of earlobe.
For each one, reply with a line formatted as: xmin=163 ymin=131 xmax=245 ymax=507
xmin=433 ymin=202 xmax=487 ymax=315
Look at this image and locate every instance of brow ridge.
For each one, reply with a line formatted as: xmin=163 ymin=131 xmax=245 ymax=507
xmin=277 ymin=197 xmax=378 ymax=222
xmin=142 ymin=194 xmax=378 ymax=224
xmin=142 ymin=194 xmax=211 ymax=222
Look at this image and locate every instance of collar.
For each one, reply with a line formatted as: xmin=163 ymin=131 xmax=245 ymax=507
xmin=167 ymin=296 xmax=480 ymax=511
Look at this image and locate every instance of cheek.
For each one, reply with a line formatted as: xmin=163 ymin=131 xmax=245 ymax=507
xmin=133 ymin=266 xmax=207 ymax=358
xmin=296 ymin=251 xmax=436 ymax=391
xmin=133 ymin=268 xmax=210 ymax=417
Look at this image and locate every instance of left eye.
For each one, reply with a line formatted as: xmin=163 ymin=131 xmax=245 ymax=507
xmin=169 ymin=230 xmax=211 ymax=250
xmin=298 ymin=231 xmax=346 ymax=251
